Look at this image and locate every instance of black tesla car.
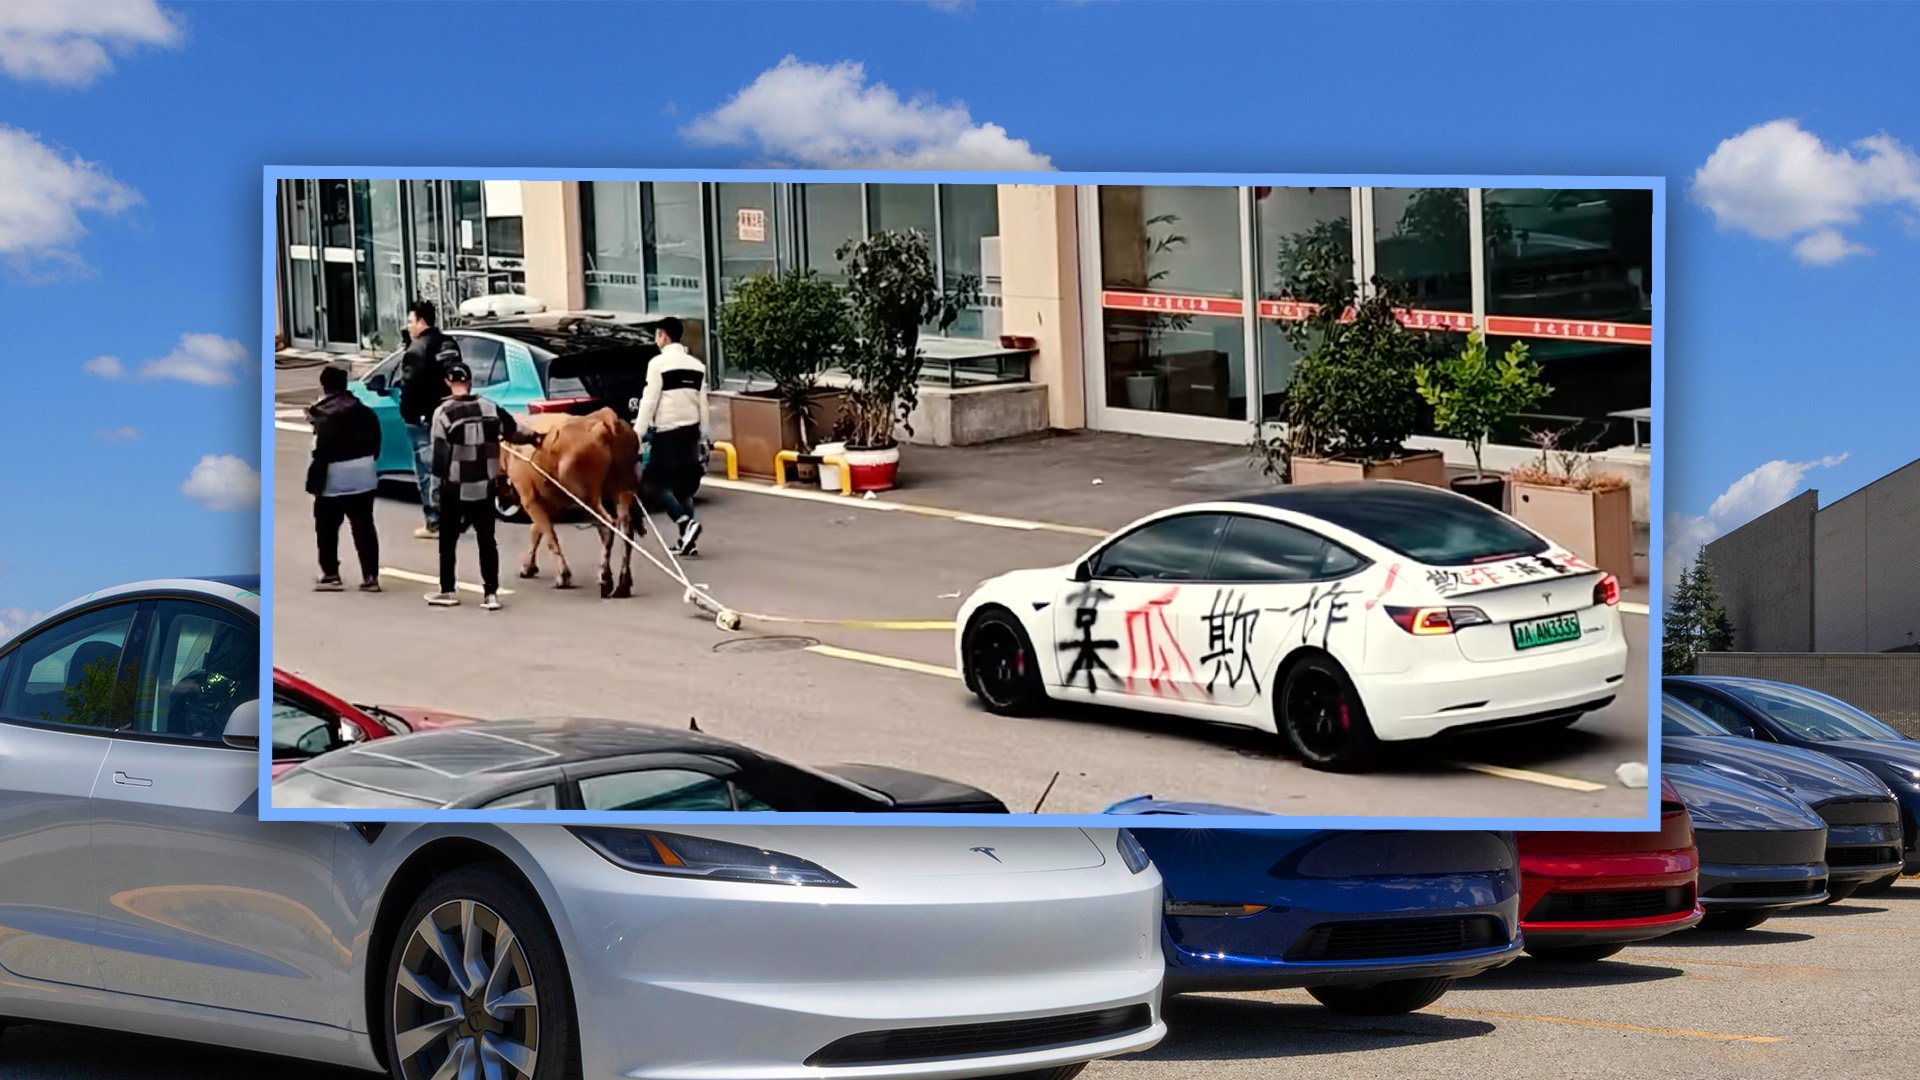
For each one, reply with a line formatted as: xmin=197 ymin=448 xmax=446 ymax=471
xmin=1662 ymin=694 xmax=1903 ymax=901
xmin=1664 ymin=762 xmax=1830 ymax=931
xmin=1667 ymin=676 xmax=1920 ymax=891
xmin=273 ymin=716 xmax=1007 ymax=812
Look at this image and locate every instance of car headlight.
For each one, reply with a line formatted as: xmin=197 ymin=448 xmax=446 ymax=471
xmin=570 ymin=828 xmax=853 ymax=888
xmin=1117 ymin=829 xmax=1152 ymax=874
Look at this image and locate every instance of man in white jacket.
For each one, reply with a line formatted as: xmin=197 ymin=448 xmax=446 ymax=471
xmin=634 ymin=316 xmax=709 ymax=555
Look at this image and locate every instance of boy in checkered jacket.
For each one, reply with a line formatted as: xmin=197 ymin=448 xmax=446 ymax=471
xmin=426 ymin=359 xmax=542 ymax=610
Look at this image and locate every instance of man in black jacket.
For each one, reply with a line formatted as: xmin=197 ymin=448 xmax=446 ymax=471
xmin=307 ymin=364 xmax=384 ymax=592
xmin=397 ymin=300 xmax=453 ymax=539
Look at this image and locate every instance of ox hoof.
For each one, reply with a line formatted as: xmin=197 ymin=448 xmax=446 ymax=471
xmin=555 ymin=576 xmax=576 ymax=590
xmin=519 ymin=567 xmax=539 ymax=580
xmin=612 ymin=577 xmax=633 ymax=599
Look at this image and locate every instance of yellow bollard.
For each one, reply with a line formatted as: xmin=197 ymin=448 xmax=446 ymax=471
xmin=772 ymin=450 xmax=852 ymax=496
xmin=709 ymin=440 xmax=739 ymax=481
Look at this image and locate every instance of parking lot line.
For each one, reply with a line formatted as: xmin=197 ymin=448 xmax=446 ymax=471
xmin=1632 ymin=953 xmax=1838 ymax=973
xmin=378 ymin=567 xmax=514 ymax=597
xmin=1620 ymin=601 xmax=1649 ymax=616
xmin=1764 ymin=921 xmax=1918 ymax=936
xmin=275 ymin=419 xmax=313 ymax=433
xmin=1452 ymin=761 xmax=1609 ymax=792
xmin=702 ymin=476 xmax=1110 ymax=538
xmin=1427 ymin=1005 xmax=1784 ymax=1044
xmin=804 ymin=644 xmax=961 ymax=680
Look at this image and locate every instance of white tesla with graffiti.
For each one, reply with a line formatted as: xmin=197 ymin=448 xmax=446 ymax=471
xmin=956 ymin=481 xmax=1629 ymax=771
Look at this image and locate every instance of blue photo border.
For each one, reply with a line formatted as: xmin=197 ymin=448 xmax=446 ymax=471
xmin=260 ymin=165 xmax=1664 ymax=829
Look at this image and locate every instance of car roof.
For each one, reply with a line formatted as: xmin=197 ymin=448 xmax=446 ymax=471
xmin=16 ymin=577 xmax=260 ymax=639
xmin=461 ymin=313 xmax=666 ymax=356
xmin=293 ymin=717 xmax=756 ymax=802
xmin=1229 ymin=480 xmax=1481 ymax=518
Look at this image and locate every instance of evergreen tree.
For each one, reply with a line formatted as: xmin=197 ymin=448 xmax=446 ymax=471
xmin=1662 ymin=560 xmax=1700 ymax=675
xmin=1694 ymin=553 xmax=1737 ymax=653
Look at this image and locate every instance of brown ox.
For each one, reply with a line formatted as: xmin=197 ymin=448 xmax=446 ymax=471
xmin=497 ymin=408 xmax=642 ymax=597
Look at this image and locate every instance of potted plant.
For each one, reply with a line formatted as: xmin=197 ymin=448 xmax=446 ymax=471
xmin=834 ymin=228 xmax=979 ymax=491
xmin=1508 ymin=428 xmax=1635 ymax=583
xmin=1415 ymin=329 xmax=1548 ymax=508
xmin=714 ymin=268 xmax=855 ymax=478
xmin=1250 ymin=227 xmax=1446 ymax=486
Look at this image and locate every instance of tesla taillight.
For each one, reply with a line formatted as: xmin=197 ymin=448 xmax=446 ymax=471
xmin=1386 ymin=605 xmax=1492 ymax=635
xmin=1594 ymin=573 xmax=1620 ymax=607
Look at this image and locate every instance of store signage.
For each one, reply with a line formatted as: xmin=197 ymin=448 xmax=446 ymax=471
xmin=737 ymin=208 xmax=766 ymax=243
xmin=1484 ymin=315 xmax=1652 ymax=345
xmin=1395 ymin=309 xmax=1476 ymax=332
xmin=1101 ymin=290 xmax=1244 ymax=316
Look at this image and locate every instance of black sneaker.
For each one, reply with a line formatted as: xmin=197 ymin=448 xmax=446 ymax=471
xmin=676 ymin=518 xmax=702 ymax=556
xmin=313 ymin=575 xmax=345 ymax=592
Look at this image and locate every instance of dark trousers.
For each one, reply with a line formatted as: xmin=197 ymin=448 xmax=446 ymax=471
xmin=438 ymin=496 xmax=499 ymax=595
xmin=314 ymin=491 xmax=379 ymax=582
xmin=644 ymin=425 xmax=701 ymax=522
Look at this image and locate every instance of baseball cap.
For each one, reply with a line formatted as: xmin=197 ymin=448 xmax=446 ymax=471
xmin=444 ymin=360 xmax=473 ymax=383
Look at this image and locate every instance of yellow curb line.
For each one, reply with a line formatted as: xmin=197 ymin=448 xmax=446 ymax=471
xmin=378 ymin=567 xmax=514 ymax=597
xmin=1452 ymin=761 xmax=1609 ymax=792
xmin=804 ymin=644 xmax=962 ymax=680
xmin=701 ymin=477 xmax=1110 ymax=538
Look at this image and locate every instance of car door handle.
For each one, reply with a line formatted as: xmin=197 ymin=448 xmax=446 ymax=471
xmin=112 ymin=771 xmax=154 ymax=788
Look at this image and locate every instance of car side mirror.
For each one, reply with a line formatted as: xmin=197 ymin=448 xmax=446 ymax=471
xmin=365 ymin=373 xmax=388 ymax=395
xmin=1072 ymin=560 xmax=1092 ymax=583
xmin=223 ymin=699 xmax=260 ymax=751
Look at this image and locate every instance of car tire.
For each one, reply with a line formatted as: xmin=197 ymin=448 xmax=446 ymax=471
xmin=494 ymin=489 xmax=530 ymax=525
xmin=383 ymin=865 xmax=581 ymax=1080
xmin=963 ymin=607 xmax=1048 ymax=717
xmin=1820 ymin=879 xmax=1862 ymax=905
xmin=1524 ymin=943 xmax=1625 ymax=963
xmin=1698 ymin=909 xmax=1772 ymax=933
xmin=1306 ymin=976 xmax=1455 ymax=1014
xmin=1276 ymin=654 xmax=1378 ymax=772
xmin=997 ymin=1066 xmax=1087 ymax=1080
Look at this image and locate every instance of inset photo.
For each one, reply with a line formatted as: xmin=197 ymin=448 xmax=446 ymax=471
xmin=264 ymin=169 xmax=1662 ymax=824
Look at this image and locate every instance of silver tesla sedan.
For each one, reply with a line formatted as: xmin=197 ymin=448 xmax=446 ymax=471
xmin=0 ymin=577 xmax=1166 ymax=1079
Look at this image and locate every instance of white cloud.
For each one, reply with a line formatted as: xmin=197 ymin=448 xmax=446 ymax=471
xmin=0 ymin=607 xmax=44 ymax=643
xmin=0 ymin=1 xmax=181 ymax=87
xmin=82 ymin=335 xmax=248 ymax=384
xmin=138 ymin=332 xmax=249 ymax=386
xmin=1692 ymin=119 xmax=1920 ymax=264
xmin=181 ymin=454 xmax=260 ymax=511
xmin=82 ymin=353 xmax=125 ymax=379
xmin=1792 ymin=228 xmax=1871 ymax=265
xmin=1664 ymin=452 xmax=1850 ymax=593
xmin=682 ymin=56 xmax=1052 ymax=170
xmin=93 ymin=425 xmax=139 ymax=442
xmin=0 ymin=125 xmax=140 ymax=274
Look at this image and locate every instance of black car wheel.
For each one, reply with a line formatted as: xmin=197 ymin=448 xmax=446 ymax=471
xmin=964 ymin=608 xmax=1047 ymax=716
xmin=1307 ymin=976 xmax=1455 ymax=1014
xmin=1277 ymin=655 xmax=1378 ymax=772
xmin=1525 ymin=943 xmax=1625 ymax=963
xmin=1698 ymin=909 xmax=1773 ymax=932
xmin=494 ymin=488 xmax=530 ymax=525
xmin=1820 ymin=879 xmax=1862 ymax=905
xmin=384 ymin=867 xmax=580 ymax=1080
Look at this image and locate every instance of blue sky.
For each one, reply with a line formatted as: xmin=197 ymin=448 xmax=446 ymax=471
xmin=2 ymin=0 xmax=1917 ymax=630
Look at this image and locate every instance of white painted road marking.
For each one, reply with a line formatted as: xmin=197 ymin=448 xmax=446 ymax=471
xmin=804 ymin=644 xmax=962 ymax=680
xmin=378 ymin=567 xmax=514 ymax=597
xmin=1453 ymin=761 xmax=1609 ymax=792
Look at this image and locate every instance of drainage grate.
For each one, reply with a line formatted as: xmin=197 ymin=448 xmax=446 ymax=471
xmin=712 ymin=635 xmax=820 ymax=655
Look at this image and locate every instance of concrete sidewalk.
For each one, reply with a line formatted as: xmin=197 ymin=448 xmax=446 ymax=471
xmin=760 ymin=429 xmax=1654 ymax=601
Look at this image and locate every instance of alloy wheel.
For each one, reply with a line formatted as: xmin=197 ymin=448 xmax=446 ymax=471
xmin=969 ymin=621 xmax=1028 ymax=709
xmin=1288 ymin=670 xmax=1348 ymax=758
xmin=392 ymin=898 xmax=540 ymax=1080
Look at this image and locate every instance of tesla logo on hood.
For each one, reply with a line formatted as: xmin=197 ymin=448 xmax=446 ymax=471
xmin=969 ymin=846 xmax=1001 ymax=862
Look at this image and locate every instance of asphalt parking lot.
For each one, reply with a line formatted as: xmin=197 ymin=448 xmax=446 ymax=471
xmin=11 ymin=880 xmax=1912 ymax=1078
xmin=269 ymin=363 xmax=1651 ymax=819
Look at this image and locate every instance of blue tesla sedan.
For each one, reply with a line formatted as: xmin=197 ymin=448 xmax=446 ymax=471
xmin=1661 ymin=694 xmax=1902 ymax=901
xmin=1667 ymin=676 xmax=1920 ymax=891
xmin=1109 ymin=798 xmax=1522 ymax=1014
xmin=1662 ymin=762 xmax=1831 ymax=931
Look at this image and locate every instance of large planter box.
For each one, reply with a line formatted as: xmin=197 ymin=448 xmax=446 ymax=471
xmin=1291 ymin=450 xmax=1448 ymax=488
xmin=1511 ymin=481 xmax=1634 ymax=584
xmin=727 ymin=389 xmax=848 ymax=479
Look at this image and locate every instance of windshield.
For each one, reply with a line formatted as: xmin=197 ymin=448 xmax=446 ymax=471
xmin=1725 ymin=682 xmax=1906 ymax=742
xmin=1273 ymin=486 xmax=1550 ymax=567
xmin=1662 ymin=697 xmax=1729 ymax=737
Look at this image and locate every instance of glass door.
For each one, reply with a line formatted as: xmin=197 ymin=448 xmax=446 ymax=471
xmin=317 ymin=179 xmax=359 ymax=350
xmin=281 ymin=180 xmax=322 ymax=348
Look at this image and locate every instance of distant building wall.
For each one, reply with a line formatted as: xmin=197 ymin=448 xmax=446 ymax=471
xmin=1691 ymin=652 xmax=1920 ymax=734
xmin=1706 ymin=491 xmax=1817 ymax=653
xmin=1814 ymin=491 xmax=1869 ymax=651
xmin=1861 ymin=461 xmax=1920 ymax=652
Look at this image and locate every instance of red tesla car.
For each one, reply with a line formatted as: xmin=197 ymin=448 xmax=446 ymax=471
xmin=1517 ymin=779 xmax=1705 ymax=961
xmin=270 ymin=668 xmax=470 ymax=777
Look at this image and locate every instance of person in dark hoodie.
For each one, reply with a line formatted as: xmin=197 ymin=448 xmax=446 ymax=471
xmin=397 ymin=300 xmax=453 ymax=539
xmin=307 ymin=364 xmax=384 ymax=592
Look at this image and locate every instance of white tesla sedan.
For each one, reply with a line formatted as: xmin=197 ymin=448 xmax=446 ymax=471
xmin=956 ymin=481 xmax=1629 ymax=771
xmin=0 ymin=578 xmax=1165 ymax=1079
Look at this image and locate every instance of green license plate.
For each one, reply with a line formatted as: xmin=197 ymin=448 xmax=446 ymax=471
xmin=1512 ymin=612 xmax=1581 ymax=650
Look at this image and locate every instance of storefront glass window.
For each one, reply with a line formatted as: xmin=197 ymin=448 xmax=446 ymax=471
xmin=284 ymin=181 xmax=318 ymax=343
xmin=1097 ymin=186 xmax=1243 ymax=418
xmin=1483 ymin=188 xmax=1652 ymax=325
xmin=801 ymin=183 xmax=863 ymax=283
xmin=1254 ymin=187 xmax=1351 ymax=420
xmin=714 ymin=182 xmax=782 ymax=381
xmin=355 ymin=180 xmax=408 ymax=352
xmin=939 ymin=184 xmax=1000 ymax=340
xmin=644 ymin=182 xmax=709 ymax=360
xmin=1487 ymin=336 xmax=1650 ymax=449
xmin=867 ymin=183 xmax=937 ymax=243
xmin=581 ymin=181 xmax=645 ymax=313
xmin=1372 ymin=187 xmax=1472 ymax=312
xmin=408 ymin=180 xmax=445 ymax=310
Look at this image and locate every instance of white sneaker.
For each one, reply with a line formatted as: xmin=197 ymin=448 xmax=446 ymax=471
xmin=414 ymin=525 xmax=439 ymax=540
xmin=482 ymin=594 xmax=502 ymax=611
xmin=424 ymin=591 xmax=461 ymax=607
